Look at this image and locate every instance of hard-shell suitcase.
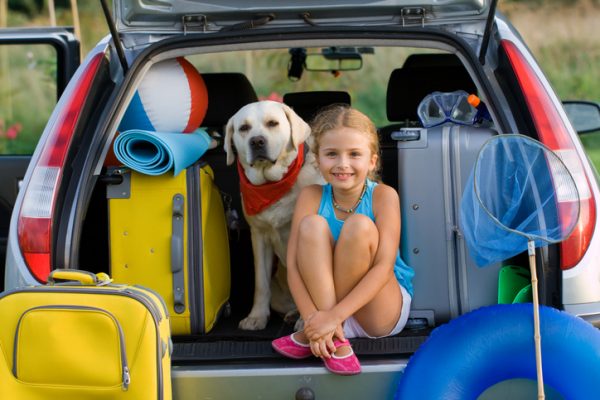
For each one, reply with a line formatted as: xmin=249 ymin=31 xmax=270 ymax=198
xmin=0 ymin=270 xmax=171 ymax=400
xmin=108 ymin=161 xmax=231 ymax=335
xmin=394 ymin=124 xmax=502 ymax=325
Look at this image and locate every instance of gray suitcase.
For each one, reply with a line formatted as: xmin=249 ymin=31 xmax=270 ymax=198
xmin=394 ymin=124 xmax=501 ymax=326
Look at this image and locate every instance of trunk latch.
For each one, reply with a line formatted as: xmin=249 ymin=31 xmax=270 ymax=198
xmin=401 ymin=7 xmax=426 ymax=27
xmin=183 ymin=14 xmax=208 ymax=34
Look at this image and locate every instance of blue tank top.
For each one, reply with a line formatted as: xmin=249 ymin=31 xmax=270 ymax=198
xmin=317 ymin=180 xmax=414 ymax=296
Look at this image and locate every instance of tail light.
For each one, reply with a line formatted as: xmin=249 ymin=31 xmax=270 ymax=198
xmin=502 ymin=39 xmax=596 ymax=270
xmin=17 ymin=52 xmax=105 ymax=282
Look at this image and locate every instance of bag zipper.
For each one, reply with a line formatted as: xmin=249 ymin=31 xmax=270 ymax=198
xmin=187 ymin=162 xmax=205 ymax=333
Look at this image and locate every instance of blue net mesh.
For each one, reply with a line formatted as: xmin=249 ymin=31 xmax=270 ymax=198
xmin=460 ymin=134 xmax=579 ymax=267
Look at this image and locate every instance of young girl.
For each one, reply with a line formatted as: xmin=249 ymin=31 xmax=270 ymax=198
xmin=272 ymin=105 xmax=414 ymax=375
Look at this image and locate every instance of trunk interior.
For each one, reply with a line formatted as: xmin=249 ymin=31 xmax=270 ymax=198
xmin=74 ymin=41 xmax=546 ymax=366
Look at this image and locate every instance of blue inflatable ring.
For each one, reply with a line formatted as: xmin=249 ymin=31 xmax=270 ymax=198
xmin=396 ymin=304 xmax=600 ymax=399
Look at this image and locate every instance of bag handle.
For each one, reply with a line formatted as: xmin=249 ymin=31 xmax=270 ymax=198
xmin=48 ymin=269 xmax=112 ymax=286
xmin=171 ymin=193 xmax=186 ymax=314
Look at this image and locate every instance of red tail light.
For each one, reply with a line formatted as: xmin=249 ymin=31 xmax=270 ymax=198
xmin=502 ymin=39 xmax=596 ymax=269
xmin=17 ymin=53 xmax=104 ymax=282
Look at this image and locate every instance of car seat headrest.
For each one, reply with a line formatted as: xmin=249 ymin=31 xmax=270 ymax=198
xmin=386 ymin=54 xmax=477 ymax=123
xmin=402 ymin=53 xmax=464 ymax=69
xmin=283 ymin=91 xmax=351 ymax=122
xmin=202 ymin=73 xmax=258 ymax=128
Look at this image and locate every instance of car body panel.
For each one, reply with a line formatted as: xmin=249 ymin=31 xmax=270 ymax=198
xmin=4 ymin=37 xmax=113 ymax=289
xmin=495 ymin=17 xmax=600 ymax=307
xmin=172 ymin=360 xmax=406 ymax=399
xmin=0 ymin=27 xmax=79 ymax=290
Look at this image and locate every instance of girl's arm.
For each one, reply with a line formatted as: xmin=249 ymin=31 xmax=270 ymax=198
xmin=286 ymin=185 xmax=322 ymax=321
xmin=316 ymin=184 xmax=401 ymax=330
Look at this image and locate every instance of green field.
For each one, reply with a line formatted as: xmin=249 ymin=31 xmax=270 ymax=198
xmin=2 ymin=1 xmax=599 ymax=169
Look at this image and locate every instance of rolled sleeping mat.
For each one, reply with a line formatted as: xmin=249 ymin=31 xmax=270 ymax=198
xmin=113 ymin=128 xmax=214 ymax=176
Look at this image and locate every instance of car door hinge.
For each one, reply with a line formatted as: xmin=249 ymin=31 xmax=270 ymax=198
xmin=401 ymin=7 xmax=426 ymax=27
xmin=182 ymin=14 xmax=208 ymax=34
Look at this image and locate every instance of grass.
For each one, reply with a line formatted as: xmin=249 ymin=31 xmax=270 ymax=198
xmin=580 ymin=132 xmax=600 ymax=173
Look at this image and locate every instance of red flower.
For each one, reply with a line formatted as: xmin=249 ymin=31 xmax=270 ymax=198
xmin=6 ymin=123 xmax=22 ymax=140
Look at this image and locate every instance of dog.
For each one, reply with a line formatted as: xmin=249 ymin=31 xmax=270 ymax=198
xmin=225 ymin=100 xmax=324 ymax=330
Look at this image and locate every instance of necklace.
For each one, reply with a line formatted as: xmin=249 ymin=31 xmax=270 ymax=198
xmin=332 ymin=182 xmax=367 ymax=213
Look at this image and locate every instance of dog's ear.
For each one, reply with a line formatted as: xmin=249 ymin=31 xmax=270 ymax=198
xmin=282 ymin=103 xmax=310 ymax=150
xmin=224 ymin=117 xmax=236 ymax=165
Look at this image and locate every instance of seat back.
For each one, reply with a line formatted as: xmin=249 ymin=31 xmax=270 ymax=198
xmin=202 ymin=73 xmax=259 ymax=130
xmin=197 ymin=73 xmax=259 ymax=227
xmin=379 ymin=54 xmax=478 ymax=185
xmin=283 ymin=91 xmax=351 ymax=123
xmin=386 ymin=53 xmax=477 ymax=126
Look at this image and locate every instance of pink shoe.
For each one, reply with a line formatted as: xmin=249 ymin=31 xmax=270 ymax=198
xmin=323 ymin=340 xmax=361 ymax=375
xmin=272 ymin=332 xmax=313 ymax=359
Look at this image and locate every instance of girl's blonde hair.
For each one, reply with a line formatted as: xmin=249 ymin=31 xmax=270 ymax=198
xmin=310 ymin=104 xmax=381 ymax=181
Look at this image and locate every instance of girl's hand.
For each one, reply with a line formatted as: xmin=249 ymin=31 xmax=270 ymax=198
xmin=309 ymin=334 xmax=335 ymax=358
xmin=308 ymin=324 xmax=347 ymax=358
xmin=304 ymin=310 xmax=341 ymax=342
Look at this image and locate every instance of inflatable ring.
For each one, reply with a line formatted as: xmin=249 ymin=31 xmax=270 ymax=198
xmin=395 ymin=304 xmax=600 ymax=399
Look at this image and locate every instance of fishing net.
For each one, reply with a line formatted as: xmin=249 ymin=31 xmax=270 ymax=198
xmin=460 ymin=134 xmax=579 ymax=267
xmin=460 ymin=134 xmax=580 ymax=398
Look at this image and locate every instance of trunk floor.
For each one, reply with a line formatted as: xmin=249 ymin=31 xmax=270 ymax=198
xmin=172 ymin=310 xmax=430 ymax=363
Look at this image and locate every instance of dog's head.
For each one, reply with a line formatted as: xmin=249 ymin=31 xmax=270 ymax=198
xmin=224 ymin=101 xmax=310 ymax=183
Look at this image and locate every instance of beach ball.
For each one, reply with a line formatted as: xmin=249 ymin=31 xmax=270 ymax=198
xmin=119 ymin=57 xmax=208 ymax=133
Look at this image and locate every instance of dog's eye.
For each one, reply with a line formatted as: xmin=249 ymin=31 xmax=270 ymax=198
xmin=266 ymin=120 xmax=279 ymax=128
xmin=240 ymin=123 xmax=251 ymax=132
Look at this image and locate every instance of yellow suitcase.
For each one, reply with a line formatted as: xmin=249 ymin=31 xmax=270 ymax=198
xmin=0 ymin=270 xmax=172 ymax=400
xmin=108 ymin=161 xmax=231 ymax=335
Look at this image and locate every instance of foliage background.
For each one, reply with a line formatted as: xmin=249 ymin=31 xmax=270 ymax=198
xmin=1 ymin=0 xmax=599 ymax=165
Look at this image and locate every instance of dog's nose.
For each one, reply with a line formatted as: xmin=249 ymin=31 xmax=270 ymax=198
xmin=249 ymin=135 xmax=267 ymax=150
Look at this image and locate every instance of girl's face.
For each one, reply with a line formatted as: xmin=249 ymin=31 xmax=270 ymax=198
xmin=317 ymin=126 xmax=377 ymax=190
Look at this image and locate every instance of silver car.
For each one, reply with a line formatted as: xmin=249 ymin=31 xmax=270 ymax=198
xmin=3 ymin=0 xmax=600 ymax=398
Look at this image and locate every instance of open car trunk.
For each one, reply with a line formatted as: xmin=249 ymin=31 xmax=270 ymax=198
xmin=71 ymin=22 xmax=549 ymax=366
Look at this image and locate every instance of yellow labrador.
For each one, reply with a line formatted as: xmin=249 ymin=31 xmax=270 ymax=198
xmin=225 ymin=100 xmax=323 ymax=330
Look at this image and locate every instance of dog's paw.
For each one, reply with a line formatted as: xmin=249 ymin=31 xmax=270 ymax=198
xmin=238 ymin=315 xmax=269 ymax=330
xmin=293 ymin=316 xmax=305 ymax=332
xmin=283 ymin=309 xmax=301 ymax=325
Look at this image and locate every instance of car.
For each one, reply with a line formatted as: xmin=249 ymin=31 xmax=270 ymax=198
xmin=3 ymin=0 xmax=600 ymax=398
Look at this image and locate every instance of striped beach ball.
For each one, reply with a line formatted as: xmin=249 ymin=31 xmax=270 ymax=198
xmin=118 ymin=57 xmax=208 ymax=133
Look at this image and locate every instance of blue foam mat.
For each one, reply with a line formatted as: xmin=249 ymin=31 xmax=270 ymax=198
xmin=113 ymin=129 xmax=212 ymax=176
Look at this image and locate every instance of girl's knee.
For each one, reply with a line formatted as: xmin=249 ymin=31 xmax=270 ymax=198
xmin=298 ymin=214 xmax=329 ymax=240
xmin=339 ymin=214 xmax=378 ymax=241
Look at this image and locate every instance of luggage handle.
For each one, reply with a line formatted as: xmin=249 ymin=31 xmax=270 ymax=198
xmin=171 ymin=194 xmax=186 ymax=314
xmin=48 ymin=269 xmax=112 ymax=286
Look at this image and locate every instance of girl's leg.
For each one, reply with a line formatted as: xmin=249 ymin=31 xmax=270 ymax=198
xmin=333 ymin=214 xmax=403 ymax=338
xmin=294 ymin=215 xmax=336 ymax=342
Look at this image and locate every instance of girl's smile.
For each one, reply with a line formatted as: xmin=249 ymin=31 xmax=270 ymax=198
xmin=317 ymin=126 xmax=377 ymax=196
xmin=332 ymin=172 xmax=354 ymax=180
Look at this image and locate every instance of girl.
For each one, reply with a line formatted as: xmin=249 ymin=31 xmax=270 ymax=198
xmin=272 ymin=105 xmax=414 ymax=375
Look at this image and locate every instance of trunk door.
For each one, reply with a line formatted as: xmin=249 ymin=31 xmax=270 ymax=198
xmin=114 ymin=0 xmax=492 ymax=35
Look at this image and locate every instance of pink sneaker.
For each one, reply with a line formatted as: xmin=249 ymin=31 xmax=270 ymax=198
xmin=272 ymin=333 xmax=313 ymax=359
xmin=323 ymin=340 xmax=361 ymax=375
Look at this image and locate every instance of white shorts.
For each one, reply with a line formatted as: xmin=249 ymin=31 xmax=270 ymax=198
xmin=343 ymin=283 xmax=412 ymax=339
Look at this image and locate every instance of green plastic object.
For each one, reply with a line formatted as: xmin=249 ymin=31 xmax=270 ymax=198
xmin=498 ymin=265 xmax=532 ymax=304
xmin=513 ymin=284 xmax=533 ymax=303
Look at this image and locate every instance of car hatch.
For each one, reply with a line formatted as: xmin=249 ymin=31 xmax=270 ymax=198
xmin=114 ymin=0 xmax=493 ymax=36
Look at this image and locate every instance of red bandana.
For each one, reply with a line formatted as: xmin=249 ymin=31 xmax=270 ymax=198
xmin=238 ymin=143 xmax=305 ymax=216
